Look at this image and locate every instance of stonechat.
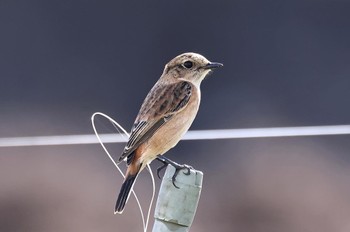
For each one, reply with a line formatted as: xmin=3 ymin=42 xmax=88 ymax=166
xmin=115 ymin=52 xmax=223 ymax=214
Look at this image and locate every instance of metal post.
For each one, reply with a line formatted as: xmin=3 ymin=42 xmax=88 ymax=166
xmin=152 ymin=165 xmax=203 ymax=232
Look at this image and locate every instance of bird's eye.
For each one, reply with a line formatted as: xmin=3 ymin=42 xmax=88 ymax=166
xmin=182 ymin=61 xmax=193 ymax=69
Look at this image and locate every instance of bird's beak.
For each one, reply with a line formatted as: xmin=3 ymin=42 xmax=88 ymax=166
xmin=203 ymin=62 xmax=223 ymax=70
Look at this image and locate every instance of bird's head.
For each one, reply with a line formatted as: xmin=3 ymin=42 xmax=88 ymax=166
xmin=162 ymin=52 xmax=223 ymax=86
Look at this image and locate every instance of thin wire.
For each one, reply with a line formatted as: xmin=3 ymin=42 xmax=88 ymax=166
xmin=145 ymin=164 xmax=156 ymax=231
xmin=0 ymin=125 xmax=349 ymax=148
xmin=91 ymin=112 xmax=154 ymax=232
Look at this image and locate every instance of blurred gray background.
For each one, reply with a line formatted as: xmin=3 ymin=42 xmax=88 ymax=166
xmin=1 ymin=0 xmax=350 ymax=231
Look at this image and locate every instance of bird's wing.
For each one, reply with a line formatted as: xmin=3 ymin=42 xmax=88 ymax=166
xmin=118 ymin=81 xmax=192 ymax=164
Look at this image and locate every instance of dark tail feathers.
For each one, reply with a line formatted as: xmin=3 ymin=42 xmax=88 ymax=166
xmin=115 ymin=174 xmax=137 ymax=214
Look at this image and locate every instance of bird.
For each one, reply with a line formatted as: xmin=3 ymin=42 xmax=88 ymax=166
xmin=115 ymin=52 xmax=223 ymax=214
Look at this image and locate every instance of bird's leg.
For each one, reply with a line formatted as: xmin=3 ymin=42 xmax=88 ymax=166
xmin=156 ymin=156 xmax=169 ymax=179
xmin=156 ymin=155 xmax=192 ymax=188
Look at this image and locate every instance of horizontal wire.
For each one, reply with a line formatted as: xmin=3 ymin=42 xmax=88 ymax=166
xmin=0 ymin=125 xmax=349 ymax=148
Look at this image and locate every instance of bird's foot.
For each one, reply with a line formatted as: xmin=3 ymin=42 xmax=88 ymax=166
xmin=156 ymin=162 xmax=168 ymax=179
xmin=156 ymin=155 xmax=193 ymax=188
xmin=171 ymin=163 xmax=192 ymax=188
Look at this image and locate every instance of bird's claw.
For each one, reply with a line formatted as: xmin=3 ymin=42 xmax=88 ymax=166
xmin=171 ymin=164 xmax=193 ymax=188
xmin=156 ymin=162 xmax=168 ymax=179
xmin=156 ymin=155 xmax=193 ymax=188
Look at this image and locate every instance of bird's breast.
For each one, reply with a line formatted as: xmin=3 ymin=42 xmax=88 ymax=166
xmin=139 ymin=88 xmax=200 ymax=164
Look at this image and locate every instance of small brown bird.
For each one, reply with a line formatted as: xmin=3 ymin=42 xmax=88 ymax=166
xmin=115 ymin=52 xmax=222 ymax=214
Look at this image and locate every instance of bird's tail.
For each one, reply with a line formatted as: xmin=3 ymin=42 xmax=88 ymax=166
xmin=115 ymin=169 xmax=140 ymax=214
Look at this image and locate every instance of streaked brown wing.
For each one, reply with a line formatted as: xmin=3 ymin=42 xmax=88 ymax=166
xmin=118 ymin=81 xmax=192 ymax=164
